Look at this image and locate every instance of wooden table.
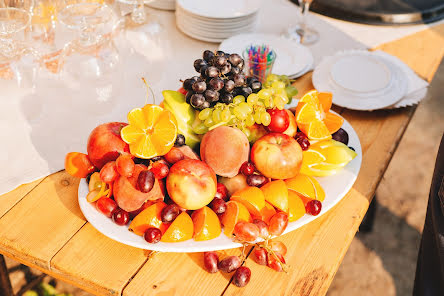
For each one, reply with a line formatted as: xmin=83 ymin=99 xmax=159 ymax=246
xmin=1 ymin=24 xmax=443 ymax=296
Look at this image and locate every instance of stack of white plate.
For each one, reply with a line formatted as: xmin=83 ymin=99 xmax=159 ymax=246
xmin=147 ymin=0 xmax=175 ymax=11
xmin=176 ymin=0 xmax=261 ymax=43
xmin=220 ymin=33 xmax=314 ymax=79
xmin=312 ymin=50 xmax=409 ymax=110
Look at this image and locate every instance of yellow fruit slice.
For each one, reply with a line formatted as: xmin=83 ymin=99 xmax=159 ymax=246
xmin=287 ymin=190 xmax=306 ymax=222
xmin=221 ymin=201 xmax=252 ymax=237
xmin=121 ymin=104 xmax=178 ymax=159
xmin=260 ymin=180 xmax=289 ymax=213
xmin=299 ymin=90 xmax=320 ymax=106
xmin=296 ymin=102 xmax=324 ymax=124
xmin=129 ymin=202 xmax=167 ymax=236
xmin=161 ymin=212 xmax=194 ymax=242
xmin=259 ymin=202 xmax=277 ymax=223
xmin=285 ymin=174 xmax=325 ymax=202
xmin=306 ymin=120 xmax=332 ymax=141
xmin=230 ymin=186 xmax=266 ymax=217
xmin=192 ymin=206 xmax=222 ymax=241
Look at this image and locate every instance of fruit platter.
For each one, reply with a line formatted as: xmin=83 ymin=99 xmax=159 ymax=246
xmin=67 ymin=49 xmax=361 ymax=256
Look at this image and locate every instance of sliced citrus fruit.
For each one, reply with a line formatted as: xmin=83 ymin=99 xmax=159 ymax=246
xmin=324 ymin=112 xmax=344 ymax=134
xmin=318 ymin=92 xmax=333 ymax=113
xmin=287 ymin=190 xmax=306 ymax=222
xmin=299 ymin=90 xmax=320 ymax=106
xmin=259 ymin=201 xmax=277 ymax=223
xmin=129 ymin=202 xmax=167 ymax=236
xmin=260 ymin=180 xmax=289 ymax=213
xmin=221 ymin=201 xmax=252 ymax=237
xmin=306 ymin=120 xmax=331 ymax=141
xmin=230 ymin=186 xmax=266 ymax=217
xmin=191 ymin=206 xmax=222 ymax=241
xmin=285 ymin=174 xmax=325 ymax=202
xmin=121 ymin=104 xmax=178 ymax=159
xmin=296 ymin=102 xmax=324 ymax=124
xmin=161 ymin=212 xmax=194 ymax=242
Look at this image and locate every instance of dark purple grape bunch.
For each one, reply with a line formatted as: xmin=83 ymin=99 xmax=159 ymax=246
xmin=182 ymin=50 xmax=262 ymax=110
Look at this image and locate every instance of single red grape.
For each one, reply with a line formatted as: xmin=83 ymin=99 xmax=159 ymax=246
xmin=266 ymin=108 xmax=290 ymax=133
xmin=203 ymin=251 xmax=219 ymax=273
xmin=99 ymin=161 xmax=118 ymax=183
xmin=164 ymin=147 xmax=185 ymax=164
xmin=296 ymin=137 xmax=310 ymax=151
xmin=161 ymin=204 xmax=180 ymax=223
xmin=233 ymin=221 xmax=260 ymax=242
xmin=253 ymin=247 xmax=267 ymax=265
xmin=239 ymin=162 xmax=255 ymax=176
xmin=252 ymin=219 xmax=269 ymax=239
xmin=115 ymin=154 xmax=135 ymax=177
xmin=210 ymin=198 xmax=226 ymax=215
xmin=246 ymin=174 xmax=268 ymax=187
xmin=112 ymin=208 xmax=129 ymax=226
xmin=215 ymin=183 xmax=228 ymax=201
xmin=96 ymin=197 xmax=117 ymax=218
xmin=151 ymin=161 xmax=169 ymax=179
xmin=295 ymin=131 xmax=308 ymax=140
xmin=137 ymin=170 xmax=155 ymax=193
xmin=268 ymin=212 xmax=289 ymax=236
xmin=267 ymin=253 xmax=286 ymax=272
xmin=270 ymin=241 xmax=287 ymax=256
xmin=144 ymin=227 xmax=162 ymax=243
xmin=232 ymin=266 xmax=251 ymax=287
xmin=306 ymin=200 xmax=322 ymax=216
xmin=218 ymin=256 xmax=241 ymax=273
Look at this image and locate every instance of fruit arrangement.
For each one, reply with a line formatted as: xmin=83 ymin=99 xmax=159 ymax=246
xmin=65 ymin=49 xmax=357 ymax=288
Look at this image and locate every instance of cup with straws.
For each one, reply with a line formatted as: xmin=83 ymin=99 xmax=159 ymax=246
xmin=242 ymin=44 xmax=276 ymax=83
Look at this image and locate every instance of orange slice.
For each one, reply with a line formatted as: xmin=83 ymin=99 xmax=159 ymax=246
xmin=324 ymin=112 xmax=344 ymax=134
xmin=318 ymin=92 xmax=333 ymax=112
xmin=221 ymin=201 xmax=252 ymax=237
xmin=121 ymin=104 xmax=178 ymax=159
xmin=230 ymin=186 xmax=266 ymax=217
xmin=260 ymin=180 xmax=289 ymax=213
xmin=161 ymin=212 xmax=194 ymax=242
xmin=288 ymin=190 xmax=306 ymax=222
xmin=191 ymin=206 xmax=222 ymax=241
xmin=305 ymin=120 xmax=332 ymax=141
xmin=129 ymin=202 xmax=167 ymax=236
xmin=259 ymin=201 xmax=277 ymax=223
xmin=285 ymin=174 xmax=325 ymax=202
xmin=296 ymin=102 xmax=324 ymax=124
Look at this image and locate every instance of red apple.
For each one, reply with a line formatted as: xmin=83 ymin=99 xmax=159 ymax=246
xmin=114 ymin=164 xmax=165 ymax=212
xmin=87 ymin=122 xmax=130 ymax=169
xmin=166 ymin=159 xmax=217 ymax=210
xmin=251 ymin=133 xmax=302 ymax=179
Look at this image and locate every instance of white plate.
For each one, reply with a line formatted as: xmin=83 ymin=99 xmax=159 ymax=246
xmin=313 ymin=50 xmax=408 ymax=111
xmin=148 ymin=0 xmax=175 ymax=11
xmin=176 ymin=5 xmax=258 ymax=24
xmin=177 ymin=16 xmax=257 ymax=37
xmin=78 ymin=115 xmax=361 ymax=253
xmin=176 ymin=9 xmax=257 ymax=29
xmin=219 ymin=33 xmax=314 ymax=77
xmin=177 ymin=0 xmax=261 ymax=19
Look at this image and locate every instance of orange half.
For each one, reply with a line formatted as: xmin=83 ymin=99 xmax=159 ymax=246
xmin=121 ymin=104 xmax=178 ymax=159
xmin=161 ymin=212 xmax=194 ymax=242
xmin=192 ymin=206 xmax=222 ymax=241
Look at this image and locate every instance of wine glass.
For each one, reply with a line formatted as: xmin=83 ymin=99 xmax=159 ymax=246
xmin=0 ymin=7 xmax=41 ymax=87
xmin=116 ymin=0 xmax=161 ymax=33
xmin=282 ymin=0 xmax=319 ymax=45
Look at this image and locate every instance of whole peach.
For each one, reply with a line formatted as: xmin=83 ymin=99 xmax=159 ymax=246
xmin=166 ymin=159 xmax=217 ymax=210
xmin=251 ymin=133 xmax=302 ymax=179
xmin=200 ymin=126 xmax=250 ymax=178
xmin=87 ymin=122 xmax=130 ymax=169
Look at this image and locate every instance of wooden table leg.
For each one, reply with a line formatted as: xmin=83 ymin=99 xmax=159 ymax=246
xmin=0 ymin=254 xmax=14 ymax=296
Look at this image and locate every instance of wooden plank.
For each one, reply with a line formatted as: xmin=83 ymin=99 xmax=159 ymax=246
xmin=375 ymin=23 xmax=444 ymax=82
xmin=51 ymin=223 xmax=149 ymax=296
xmin=0 ymin=178 xmax=45 ymax=218
xmin=0 ymin=171 xmax=86 ymax=270
xmin=123 ymin=248 xmax=241 ymax=296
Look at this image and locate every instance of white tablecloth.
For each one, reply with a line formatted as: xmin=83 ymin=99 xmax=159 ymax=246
xmin=0 ymin=0 xmax=437 ymax=195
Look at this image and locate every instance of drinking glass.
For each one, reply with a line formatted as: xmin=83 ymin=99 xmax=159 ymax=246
xmin=116 ymin=0 xmax=161 ymax=33
xmin=282 ymin=0 xmax=319 ymax=45
xmin=0 ymin=7 xmax=40 ymax=87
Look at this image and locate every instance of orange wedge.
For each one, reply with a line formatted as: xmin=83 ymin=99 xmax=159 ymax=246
xmin=323 ymin=112 xmax=344 ymax=134
xmin=305 ymin=120 xmax=332 ymax=141
xmin=259 ymin=201 xmax=277 ymax=223
xmin=296 ymin=102 xmax=324 ymax=124
xmin=285 ymin=174 xmax=325 ymax=202
xmin=129 ymin=202 xmax=167 ymax=236
xmin=260 ymin=180 xmax=289 ymax=213
xmin=121 ymin=104 xmax=178 ymax=159
xmin=221 ymin=201 xmax=252 ymax=237
xmin=191 ymin=206 xmax=222 ymax=241
xmin=318 ymin=92 xmax=333 ymax=112
xmin=161 ymin=212 xmax=194 ymax=242
xmin=230 ymin=186 xmax=266 ymax=217
xmin=287 ymin=190 xmax=306 ymax=222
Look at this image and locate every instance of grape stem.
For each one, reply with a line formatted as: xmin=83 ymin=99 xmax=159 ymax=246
xmin=141 ymin=77 xmax=156 ymax=105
